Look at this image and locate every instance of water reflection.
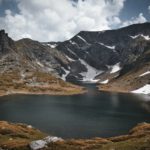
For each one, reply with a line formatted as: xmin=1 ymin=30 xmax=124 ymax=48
xmin=132 ymin=94 xmax=150 ymax=112
xmin=110 ymin=93 xmax=119 ymax=108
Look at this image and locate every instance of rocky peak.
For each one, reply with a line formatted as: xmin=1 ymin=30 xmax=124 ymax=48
xmin=0 ymin=30 xmax=14 ymax=54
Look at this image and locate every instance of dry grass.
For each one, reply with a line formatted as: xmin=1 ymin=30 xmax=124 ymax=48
xmin=0 ymin=121 xmax=46 ymax=149
xmin=0 ymin=122 xmax=150 ymax=150
xmin=0 ymin=70 xmax=85 ymax=96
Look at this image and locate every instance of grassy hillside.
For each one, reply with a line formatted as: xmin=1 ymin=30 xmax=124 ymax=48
xmin=0 ymin=121 xmax=149 ymax=150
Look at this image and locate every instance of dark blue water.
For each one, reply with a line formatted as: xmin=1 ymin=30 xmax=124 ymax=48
xmin=0 ymin=84 xmax=149 ymax=139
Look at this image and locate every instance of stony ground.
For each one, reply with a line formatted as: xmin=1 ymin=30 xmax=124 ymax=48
xmin=0 ymin=121 xmax=150 ymax=150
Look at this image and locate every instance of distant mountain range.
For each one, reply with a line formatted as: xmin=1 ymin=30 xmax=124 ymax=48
xmin=0 ymin=22 xmax=150 ymax=94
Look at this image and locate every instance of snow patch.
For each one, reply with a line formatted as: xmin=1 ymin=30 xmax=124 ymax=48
xmin=61 ymin=67 xmax=70 ymax=81
xmin=131 ymin=84 xmax=150 ymax=95
xmin=47 ymin=43 xmax=57 ymax=48
xmin=110 ymin=63 xmax=121 ymax=73
xmin=69 ymin=40 xmax=77 ymax=45
xmin=100 ymin=79 xmax=109 ymax=84
xmin=99 ymin=42 xmax=116 ymax=50
xmin=77 ymin=35 xmax=89 ymax=44
xmin=130 ymin=34 xmax=150 ymax=40
xmin=139 ymin=71 xmax=150 ymax=77
xmin=79 ymin=59 xmax=101 ymax=83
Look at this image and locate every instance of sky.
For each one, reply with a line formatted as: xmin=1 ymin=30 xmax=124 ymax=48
xmin=0 ymin=0 xmax=150 ymax=42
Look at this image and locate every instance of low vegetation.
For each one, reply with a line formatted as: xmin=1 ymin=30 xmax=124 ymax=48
xmin=0 ymin=121 xmax=149 ymax=150
xmin=0 ymin=121 xmax=46 ymax=149
xmin=0 ymin=70 xmax=85 ymax=96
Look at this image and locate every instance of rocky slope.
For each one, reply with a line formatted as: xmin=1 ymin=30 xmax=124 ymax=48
xmin=0 ymin=121 xmax=149 ymax=150
xmin=55 ymin=23 xmax=150 ymax=84
xmin=0 ymin=30 xmax=84 ymax=96
xmin=1 ymin=22 xmax=150 ymax=95
xmin=99 ymin=47 xmax=150 ymax=94
xmin=54 ymin=22 xmax=150 ymax=95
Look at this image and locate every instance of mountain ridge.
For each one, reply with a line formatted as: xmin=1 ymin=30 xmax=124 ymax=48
xmin=0 ymin=22 xmax=150 ymax=95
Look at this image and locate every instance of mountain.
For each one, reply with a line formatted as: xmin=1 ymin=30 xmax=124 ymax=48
xmin=0 ymin=22 xmax=150 ymax=95
xmin=0 ymin=30 xmax=84 ymax=96
xmin=55 ymin=22 xmax=150 ymax=84
xmin=55 ymin=22 xmax=150 ymax=94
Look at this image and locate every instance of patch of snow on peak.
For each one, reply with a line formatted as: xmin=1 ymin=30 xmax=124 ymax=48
xmin=130 ymin=35 xmax=139 ymax=39
xmin=130 ymin=34 xmax=150 ymax=40
xmin=131 ymin=84 xmax=150 ymax=95
xmin=110 ymin=63 xmax=121 ymax=73
xmin=43 ymin=43 xmax=57 ymax=48
xmin=61 ymin=67 xmax=70 ymax=81
xmin=79 ymin=59 xmax=101 ymax=83
xmin=100 ymin=79 xmax=109 ymax=84
xmin=69 ymin=40 xmax=77 ymax=45
xmin=77 ymin=35 xmax=89 ymax=44
xmin=139 ymin=71 xmax=150 ymax=77
xmin=142 ymin=35 xmax=150 ymax=40
xmin=99 ymin=42 xmax=116 ymax=50
xmin=48 ymin=44 xmax=57 ymax=48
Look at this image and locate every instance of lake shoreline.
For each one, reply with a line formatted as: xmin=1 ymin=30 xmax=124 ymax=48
xmin=0 ymin=88 xmax=87 ymax=97
xmin=0 ymin=121 xmax=150 ymax=150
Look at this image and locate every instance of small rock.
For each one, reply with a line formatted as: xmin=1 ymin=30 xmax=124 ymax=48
xmin=29 ymin=136 xmax=63 ymax=150
xmin=44 ymin=136 xmax=63 ymax=143
xmin=27 ymin=125 xmax=32 ymax=129
xmin=30 ymin=140 xmax=47 ymax=150
xmin=9 ymin=138 xmax=13 ymax=141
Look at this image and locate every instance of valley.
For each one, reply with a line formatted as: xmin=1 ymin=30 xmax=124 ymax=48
xmin=0 ymin=22 xmax=150 ymax=150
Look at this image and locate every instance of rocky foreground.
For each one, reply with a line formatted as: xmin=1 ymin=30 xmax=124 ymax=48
xmin=0 ymin=121 xmax=150 ymax=150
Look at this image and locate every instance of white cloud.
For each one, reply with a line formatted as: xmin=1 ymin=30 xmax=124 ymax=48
xmin=122 ymin=13 xmax=147 ymax=27
xmin=0 ymin=0 xmax=126 ymax=42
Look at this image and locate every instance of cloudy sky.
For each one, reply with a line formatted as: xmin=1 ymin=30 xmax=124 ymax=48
xmin=0 ymin=0 xmax=150 ymax=42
